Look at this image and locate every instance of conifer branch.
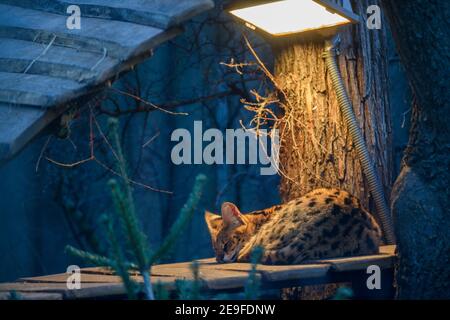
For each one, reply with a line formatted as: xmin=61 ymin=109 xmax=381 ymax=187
xmin=244 ymin=246 xmax=263 ymax=300
xmin=108 ymin=118 xmax=150 ymax=270
xmin=65 ymin=245 xmax=113 ymax=267
xmin=101 ymin=215 xmax=139 ymax=300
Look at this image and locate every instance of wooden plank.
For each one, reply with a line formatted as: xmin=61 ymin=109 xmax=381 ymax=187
xmin=150 ymin=258 xmax=216 ymax=271
xmin=0 ymin=103 xmax=52 ymax=160
xmin=251 ymin=264 xmax=330 ymax=282
xmin=325 ymin=254 xmax=395 ymax=272
xmin=0 ymin=292 xmax=63 ymax=300
xmin=194 ymin=259 xmax=331 ymax=282
xmin=0 ymin=4 xmax=167 ymax=59
xmin=0 ymin=59 xmax=97 ymax=84
xmin=0 ymin=282 xmax=78 ymax=293
xmin=0 ymin=0 xmax=215 ymax=29
xmin=0 ymin=282 xmax=127 ymax=299
xmin=0 ymin=38 xmax=117 ymax=82
xmin=153 ymin=259 xmax=327 ymax=288
xmin=20 ymin=273 xmax=130 ymax=284
xmin=379 ymin=245 xmax=396 ymax=255
xmin=18 ymin=271 xmax=177 ymax=287
xmin=84 ymin=262 xmax=254 ymax=291
xmin=0 ymin=72 xmax=84 ymax=107
xmin=78 ymin=267 xmax=116 ymax=275
xmin=65 ymin=283 xmax=126 ymax=299
xmin=152 ymin=263 xmax=256 ymax=291
xmin=0 ymin=281 xmax=127 ymax=299
xmin=310 ymin=246 xmax=396 ymax=272
xmin=83 ymin=260 xmax=253 ymax=291
xmin=0 ymin=277 xmax=178 ymax=300
xmin=203 ymin=270 xmax=257 ymax=291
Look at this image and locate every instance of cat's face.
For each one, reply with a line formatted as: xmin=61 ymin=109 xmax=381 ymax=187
xmin=205 ymin=202 xmax=251 ymax=263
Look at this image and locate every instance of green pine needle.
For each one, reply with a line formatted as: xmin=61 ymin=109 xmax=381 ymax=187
xmin=108 ymin=179 xmax=149 ymax=269
xmin=101 ymin=214 xmax=139 ymax=300
xmin=189 ymin=261 xmax=202 ymax=300
xmin=8 ymin=291 xmax=22 ymax=300
xmin=244 ymin=246 xmax=263 ymax=300
xmin=65 ymin=245 xmax=113 ymax=267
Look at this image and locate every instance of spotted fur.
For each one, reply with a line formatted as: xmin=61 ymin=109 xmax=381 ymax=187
xmin=205 ymin=188 xmax=382 ymax=264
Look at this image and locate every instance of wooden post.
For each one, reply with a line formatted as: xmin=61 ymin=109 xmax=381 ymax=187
xmin=275 ymin=0 xmax=392 ymax=214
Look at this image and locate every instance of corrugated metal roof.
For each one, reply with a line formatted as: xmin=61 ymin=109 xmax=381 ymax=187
xmin=0 ymin=0 xmax=214 ymax=162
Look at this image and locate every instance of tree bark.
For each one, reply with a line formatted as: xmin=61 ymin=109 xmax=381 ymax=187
xmin=276 ymin=0 xmax=393 ymax=217
xmin=381 ymin=0 xmax=450 ymax=299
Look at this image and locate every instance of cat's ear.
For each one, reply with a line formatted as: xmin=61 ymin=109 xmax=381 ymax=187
xmin=205 ymin=210 xmax=222 ymax=237
xmin=221 ymin=202 xmax=245 ymax=230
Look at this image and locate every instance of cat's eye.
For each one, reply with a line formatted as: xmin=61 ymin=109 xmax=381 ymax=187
xmin=223 ymin=242 xmax=231 ymax=252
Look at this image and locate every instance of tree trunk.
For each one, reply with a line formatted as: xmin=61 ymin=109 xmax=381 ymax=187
xmin=276 ymin=0 xmax=392 ymax=216
xmin=381 ymin=0 xmax=450 ymax=299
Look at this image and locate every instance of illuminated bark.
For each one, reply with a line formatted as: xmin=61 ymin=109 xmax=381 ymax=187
xmin=275 ymin=0 xmax=393 ymax=216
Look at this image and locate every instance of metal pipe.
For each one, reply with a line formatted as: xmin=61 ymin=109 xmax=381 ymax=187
xmin=323 ymin=38 xmax=396 ymax=244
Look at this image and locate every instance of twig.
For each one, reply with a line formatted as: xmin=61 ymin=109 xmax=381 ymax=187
xmin=90 ymin=48 xmax=107 ymax=71
xmin=142 ymin=132 xmax=160 ymax=148
xmin=108 ymin=87 xmax=188 ymax=116
xmin=35 ymin=136 xmax=52 ymax=172
xmin=95 ymin=159 xmax=171 ymax=194
xmin=46 ymin=156 xmax=94 ymax=168
xmin=101 ymin=90 xmax=235 ymax=116
xmin=24 ymin=34 xmax=56 ymax=74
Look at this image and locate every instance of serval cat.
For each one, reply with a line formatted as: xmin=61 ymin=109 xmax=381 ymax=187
xmin=205 ymin=188 xmax=381 ymax=264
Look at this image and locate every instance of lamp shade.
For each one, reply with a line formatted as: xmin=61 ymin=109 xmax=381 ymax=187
xmin=229 ymin=0 xmax=359 ymax=37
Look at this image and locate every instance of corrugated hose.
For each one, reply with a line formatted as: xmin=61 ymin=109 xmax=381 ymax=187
xmin=323 ymin=38 xmax=396 ymax=244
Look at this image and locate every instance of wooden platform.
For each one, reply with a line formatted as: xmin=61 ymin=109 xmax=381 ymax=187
xmin=0 ymin=246 xmax=396 ymax=300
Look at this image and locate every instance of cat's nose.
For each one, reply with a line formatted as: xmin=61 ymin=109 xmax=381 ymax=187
xmin=222 ymin=252 xmax=237 ymax=263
